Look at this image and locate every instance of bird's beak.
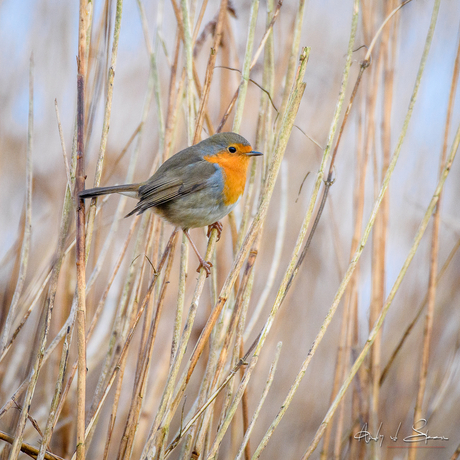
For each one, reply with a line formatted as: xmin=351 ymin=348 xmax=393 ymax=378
xmin=247 ymin=150 xmax=263 ymax=156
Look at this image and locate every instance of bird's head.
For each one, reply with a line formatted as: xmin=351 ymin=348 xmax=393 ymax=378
xmin=201 ymin=132 xmax=263 ymax=159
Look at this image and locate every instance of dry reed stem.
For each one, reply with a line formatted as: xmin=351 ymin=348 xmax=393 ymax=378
xmin=75 ymin=2 xmax=89 ymax=458
xmin=237 ymin=292 xmax=252 ymax=460
xmin=4 ymin=55 xmax=35 ymax=460
xmin=243 ymin=160 xmax=287 ymax=342
xmin=0 ymin=54 xmax=33 ymax=356
xmin=83 ymin=1 xmax=104 ymax=148
xmin=210 ymin=250 xmax=257 ymax=393
xmin=54 ymin=100 xmax=72 ymax=190
xmin=102 ymin=122 xmax=143 ymax=182
xmin=303 ymin=114 xmax=459 ymax=459
xmin=117 ymin=233 xmax=177 ymax=460
xmin=451 ymin=443 xmax=460 ymax=460
xmin=50 ymin=216 xmax=139 ymax=451
xmin=1 ymin=3 xmax=456 ymax=460
xmin=193 ymin=0 xmax=228 ymax=143
xmin=0 ymin=430 xmax=64 ymax=460
xmin=410 ymin=16 xmax=460 ymax=460
xmin=300 ymin=4 xmax=445 ymax=455
xmin=235 ymin=0 xmax=279 ymax=252
xmin=137 ymin=0 xmax=166 ymax=154
xmin=101 ymin=349 xmax=128 ymax=460
xmin=232 ymin=0 xmax=259 ymax=134
xmin=1 ymin=112 xmax=82 ymax=428
xmin=235 ymin=341 xmax=282 ymax=460
xmin=163 ymin=33 xmax=182 ymax=160
xmin=176 ymin=45 xmax=306 ymax=426
xmin=368 ymin=1 xmax=399 ymax=454
xmin=249 ymin=0 xmax=282 ymax=70
xmin=380 ymin=235 xmax=460 ymax=386
xmin=202 ymin=249 xmax=258 ymax=458
xmin=202 ymin=48 xmax=309 ymax=460
xmin=85 ymin=0 xmax=124 ymax=263
xmin=145 ymin=44 xmax=308 ymax=460
xmin=164 ymin=339 xmax=260 ymax=458
xmin=171 ymin=234 xmax=188 ymax=364
xmin=322 ymin=100 xmax=371 ymax=458
xmin=276 ymin=0 xmax=306 ymax=122
xmin=281 ymin=1 xmax=358 ymax=298
xmin=205 ymin=345 xmax=258 ymax=459
xmin=140 ymin=231 xmax=219 ymax=457
xmin=0 ymin=301 xmax=77 ymax=422
xmin=180 ymin=0 xmax=195 ymax=143
xmin=251 ymin=3 xmax=359 ymax=455
xmin=81 ymin=41 xmax=159 ymax=450
xmin=36 ymin=319 xmax=73 ymax=460
xmin=182 ymin=290 xmax=228 ymax=456
xmin=352 ymin=70 xmax=383 ymax=460
xmin=168 ymin=2 xmax=217 ymax=137
xmin=310 ymin=11 xmax=412 ymax=384
xmin=348 ymin=113 xmax=370 ymax=460
xmin=0 ymin=228 xmax=77 ymax=366
xmin=0 ymin=203 xmax=111 ymax=456
xmin=68 ymin=228 xmax=178 ymax=460
xmin=218 ymin=0 xmax=282 ymax=136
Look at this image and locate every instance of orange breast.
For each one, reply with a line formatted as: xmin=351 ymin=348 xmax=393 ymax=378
xmin=204 ymin=152 xmax=251 ymax=206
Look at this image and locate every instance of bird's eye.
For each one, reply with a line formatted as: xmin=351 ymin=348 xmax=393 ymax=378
xmin=228 ymin=146 xmax=237 ymax=153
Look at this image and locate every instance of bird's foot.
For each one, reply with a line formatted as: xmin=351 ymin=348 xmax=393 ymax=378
xmin=183 ymin=228 xmax=213 ymax=278
xmin=207 ymin=221 xmax=223 ymax=241
xmin=196 ymin=258 xmax=213 ymax=278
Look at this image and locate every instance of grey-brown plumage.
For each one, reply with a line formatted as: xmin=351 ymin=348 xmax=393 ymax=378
xmin=79 ymin=132 xmax=262 ymax=275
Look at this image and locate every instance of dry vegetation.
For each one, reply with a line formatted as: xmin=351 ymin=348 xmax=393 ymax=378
xmin=1 ymin=0 xmax=460 ymax=459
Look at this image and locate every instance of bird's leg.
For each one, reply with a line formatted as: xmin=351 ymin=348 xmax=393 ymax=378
xmin=207 ymin=221 xmax=223 ymax=241
xmin=183 ymin=229 xmax=212 ymax=277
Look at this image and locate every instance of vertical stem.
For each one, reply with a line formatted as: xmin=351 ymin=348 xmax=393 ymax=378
xmin=410 ymin=17 xmax=460 ymax=460
xmin=5 ymin=53 xmax=34 ymax=460
xmin=232 ymin=0 xmax=259 ymax=133
xmin=180 ymin=0 xmax=195 ymax=142
xmin=85 ymin=0 xmax=124 ymax=260
xmin=302 ymin=118 xmax=459 ymax=460
xmin=193 ymin=0 xmax=228 ymax=143
xmin=0 ymin=52 xmax=33 ymax=353
xmin=368 ymin=3 xmax=396 ymax=456
xmin=76 ymin=1 xmax=89 ymax=459
xmin=300 ymin=2 xmax=442 ymax=457
xmin=277 ymin=0 xmax=306 ymax=122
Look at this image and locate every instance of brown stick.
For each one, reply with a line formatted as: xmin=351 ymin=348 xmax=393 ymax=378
xmin=410 ymin=19 xmax=460 ymax=460
xmin=193 ymin=0 xmax=228 ymax=143
xmin=75 ymin=1 xmax=89 ymax=459
xmin=0 ymin=430 xmax=64 ymax=460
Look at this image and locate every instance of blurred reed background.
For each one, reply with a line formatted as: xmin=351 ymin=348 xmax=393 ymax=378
xmin=0 ymin=0 xmax=459 ymax=459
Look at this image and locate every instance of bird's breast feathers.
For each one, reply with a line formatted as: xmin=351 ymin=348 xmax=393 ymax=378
xmin=204 ymin=152 xmax=250 ymax=206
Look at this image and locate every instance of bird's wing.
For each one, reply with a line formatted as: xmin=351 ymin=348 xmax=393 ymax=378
xmin=126 ymin=158 xmax=219 ymax=216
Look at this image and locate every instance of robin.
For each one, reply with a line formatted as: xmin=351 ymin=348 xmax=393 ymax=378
xmin=80 ymin=132 xmax=262 ymax=276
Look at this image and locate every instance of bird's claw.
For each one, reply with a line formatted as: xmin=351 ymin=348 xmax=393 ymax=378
xmin=197 ymin=260 xmax=213 ymax=278
xmin=207 ymin=221 xmax=223 ymax=241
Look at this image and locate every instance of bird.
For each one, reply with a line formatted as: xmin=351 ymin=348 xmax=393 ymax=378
xmin=79 ymin=132 xmax=262 ymax=276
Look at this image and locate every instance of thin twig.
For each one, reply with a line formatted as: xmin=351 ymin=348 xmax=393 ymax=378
xmin=54 ymin=99 xmax=72 ymax=191
xmin=303 ymin=115 xmax=458 ymax=459
xmin=0 ymin=54 xmax=34 ymax=355
xmin=380 ymin=236 xmax=460 ymax=386
xmin=0 ymin=430 xmax=64 ymax=460
xmin=236 ymin=342 xmax=281 ymax=460
xmin=75 ymin=3 xmax=89 ymax=460
xmin=410 ymin=24 xmax=460 ymax=459
xmin=300 ymin=6 xmax=444 ymax=456
xmin=193 ymin=0 xmax=228 ymax=143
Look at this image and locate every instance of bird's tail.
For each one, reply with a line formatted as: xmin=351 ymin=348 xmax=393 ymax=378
xmin=79 ymin=183 xmax=140 ymax=199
